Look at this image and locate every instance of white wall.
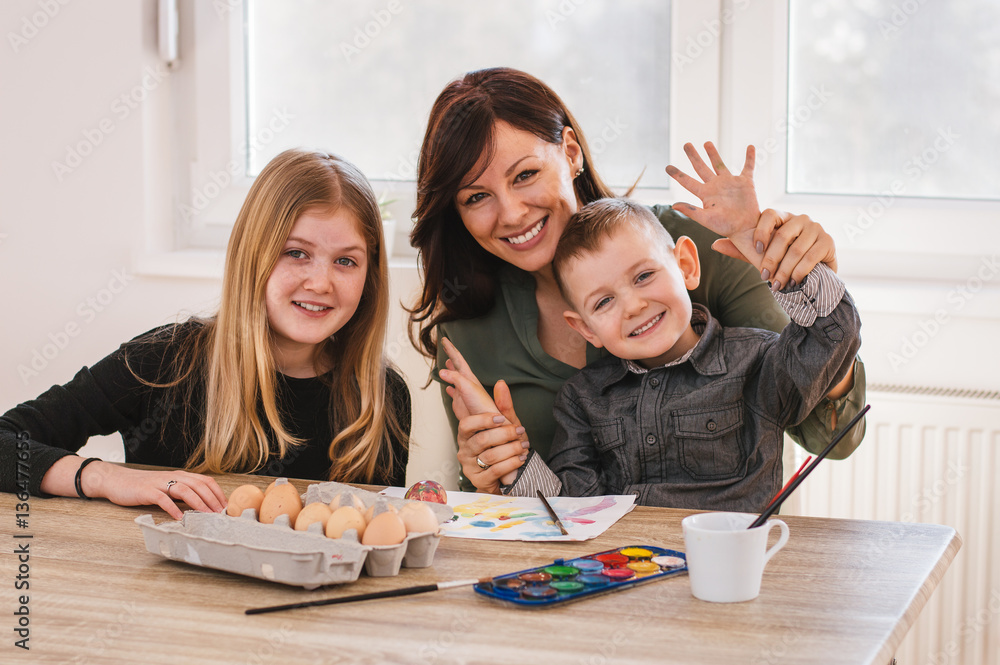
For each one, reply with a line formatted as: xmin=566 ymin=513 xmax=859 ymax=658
xmin=0 ymin=0 xmax=456 ymax=488
xmin=2 ymin=1 xmax=997 ymax=495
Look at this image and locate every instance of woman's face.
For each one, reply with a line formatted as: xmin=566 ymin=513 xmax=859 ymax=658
xmin=265 ymin=207 xmax=368 ymax=375
xmin=454 ymin=121 xmax=583 ymax=274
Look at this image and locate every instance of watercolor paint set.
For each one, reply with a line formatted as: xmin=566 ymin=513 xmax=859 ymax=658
xmin=474 ymin=545 xmax=687 ymax=607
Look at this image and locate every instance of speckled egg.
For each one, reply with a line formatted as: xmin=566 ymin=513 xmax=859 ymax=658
xmin=258 ymin=484 xmax=302 ymax=525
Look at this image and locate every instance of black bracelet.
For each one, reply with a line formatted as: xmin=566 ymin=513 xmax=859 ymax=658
xmin=75 ymin=457 xmax=100 ymax=499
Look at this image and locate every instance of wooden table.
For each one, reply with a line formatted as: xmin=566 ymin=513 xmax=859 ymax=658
xmin=1 ymin=471 xmax=960 ymax=665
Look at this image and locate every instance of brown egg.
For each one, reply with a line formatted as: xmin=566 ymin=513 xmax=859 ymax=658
xmin=398 ymin=502 xmax=440 ymax=534
xmin=361 ymin=511 xmax=407 ymax=546
xmin=328 ymin=493 xmax=366 ymax=513
xmin=226 ymin=484 xmax=265 ymax=517
xmin=265 ymin=480 xmax=279 ymax=494
xmin=363 ymin=501 xmax=397 ymax=524
xmin=294 ymin=502 xmax=333 ymax=531
xmin=325 ymin=506 xmax=367 ymax=539
xmin=258 ymin=484 xmax=302 ymax=525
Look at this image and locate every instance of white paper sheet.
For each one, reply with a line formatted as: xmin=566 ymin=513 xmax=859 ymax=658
xmin=380 ymin=488 xmax=637 ymax=542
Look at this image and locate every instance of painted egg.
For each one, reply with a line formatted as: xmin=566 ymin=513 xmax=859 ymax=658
xmin=325 ymin=506 xmax=367 ymax=539
xmin=294 ymin=502 xmax=333 ymax=531
xmin=258 ymin=484 xmax=302 ymax=525
xmin=398 ymin=501 xmax=440 ymax=534
xmin=361 ymin=511 xmax=407 ymax=546
xmin=403 ymin=480 xmax=448 ymax=504
xmin=226 ymin=484 xmax=265 ymax=517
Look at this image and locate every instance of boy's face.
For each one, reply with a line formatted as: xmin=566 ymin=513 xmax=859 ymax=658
xmin=562 ymin=223 xmax=702 ymax=368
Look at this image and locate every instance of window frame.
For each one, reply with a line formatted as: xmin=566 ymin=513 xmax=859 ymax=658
xmin=141 ymin=0 xmax=1000 ymax=312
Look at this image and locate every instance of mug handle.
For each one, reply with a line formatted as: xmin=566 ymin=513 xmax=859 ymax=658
xmin=762 ymin=519 xmax=790 ymax=567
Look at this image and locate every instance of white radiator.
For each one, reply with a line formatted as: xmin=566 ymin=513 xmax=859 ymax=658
xmin=787 ymin=385 xmax=1000 ymax=665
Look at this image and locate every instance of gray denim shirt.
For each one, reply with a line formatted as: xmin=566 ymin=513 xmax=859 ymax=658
xmin=507 ymin=264 xmax=862 ymax=512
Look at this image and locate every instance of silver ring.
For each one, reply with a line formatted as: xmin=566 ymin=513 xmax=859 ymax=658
xmin=165 ymin=479 xmax=178 ymax=493
xmin=476 ymin=457 xmax=490 ymax=470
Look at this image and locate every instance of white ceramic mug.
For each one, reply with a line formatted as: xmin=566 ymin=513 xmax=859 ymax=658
xmin=681 ymin=512 xmax=789 ymax=603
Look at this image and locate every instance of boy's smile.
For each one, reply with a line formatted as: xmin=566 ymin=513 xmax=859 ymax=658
xmin=562 ymin=224 xmax=702 ymax=368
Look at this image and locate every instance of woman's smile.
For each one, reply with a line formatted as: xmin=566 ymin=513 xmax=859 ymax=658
xmin=500 ymin=217 xmax=548 ymax=248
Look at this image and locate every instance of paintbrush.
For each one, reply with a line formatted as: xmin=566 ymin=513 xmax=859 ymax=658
xmin=245 ymin=578 xmax=490 ymax=615
xmin=536 ymin=490 xmax=569 ymax=535
xmin=764 ymin=455 xmax=812 ymax=510
xmin=749 ymin=404 xmax=871 ymax=529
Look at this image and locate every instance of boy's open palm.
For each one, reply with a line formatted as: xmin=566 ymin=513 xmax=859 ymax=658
xmin=666 ymin=142 xmax=761 ymax=242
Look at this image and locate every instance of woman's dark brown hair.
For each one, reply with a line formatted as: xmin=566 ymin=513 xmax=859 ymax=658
xmin=407 ymin=67 xmax=616 ymax=359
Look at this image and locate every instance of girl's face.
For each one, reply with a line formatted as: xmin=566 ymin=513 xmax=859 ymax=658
xmin=454 ymin=121 xmax=583 ymax=275
xmin=265 ymin=208 xmax=368 ymax=376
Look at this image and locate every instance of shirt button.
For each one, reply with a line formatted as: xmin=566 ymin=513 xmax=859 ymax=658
xmin=650 ymin=378 xmax=660 ymax=387
xmin=645 ymin=433 xmax=657 ymax=445
xmin=706 ymin=420 xmax=717 ymax=432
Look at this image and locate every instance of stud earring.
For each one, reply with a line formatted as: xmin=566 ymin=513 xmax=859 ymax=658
xmin=574 ymin=166 xmax=585 ymax=178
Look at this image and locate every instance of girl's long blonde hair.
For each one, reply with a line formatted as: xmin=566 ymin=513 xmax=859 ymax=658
xmin=147 ymin=149 xmax=405 ymax=482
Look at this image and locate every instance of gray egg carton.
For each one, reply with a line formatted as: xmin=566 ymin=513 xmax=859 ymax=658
xmin=135 ymin=479 xmax=453 ymax=589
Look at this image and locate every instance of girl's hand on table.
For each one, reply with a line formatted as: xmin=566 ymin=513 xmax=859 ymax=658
xmin=83 ymin=461 xmax=227 ymax=520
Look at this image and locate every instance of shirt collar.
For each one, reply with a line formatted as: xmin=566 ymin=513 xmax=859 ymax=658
xmin=597 ymin=304 xmax=728 ymax=392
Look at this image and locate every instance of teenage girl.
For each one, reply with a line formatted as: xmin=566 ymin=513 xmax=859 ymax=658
xmin=0 ymin=149 xmax=409 ymax=519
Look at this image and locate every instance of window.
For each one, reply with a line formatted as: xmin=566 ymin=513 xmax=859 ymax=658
xmin=248 ymin=1 xmax=672 ymax=191
xmin=164 ymin=0 xmax=679 ymax=263
xmin=787 ymin=0 xmax=1000 ymax=200
xmin=155 ymin=1 xmax=997 ymax=286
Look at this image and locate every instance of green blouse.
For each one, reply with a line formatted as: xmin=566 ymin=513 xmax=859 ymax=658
xmin=435 ymin=205 xmax=866 ymax=489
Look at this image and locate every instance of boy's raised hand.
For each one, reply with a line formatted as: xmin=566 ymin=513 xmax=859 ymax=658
xmin=666 ymin=142 xmax=762 ymax=267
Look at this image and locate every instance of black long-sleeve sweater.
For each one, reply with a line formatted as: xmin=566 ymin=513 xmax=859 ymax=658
xmin=1 ymin=321 xmax=410 ymax=496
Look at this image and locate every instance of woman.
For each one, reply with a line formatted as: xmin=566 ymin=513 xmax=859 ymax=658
xmin=408 ymin=68 xmax=865 ymax=493
xmin=1 ymin=150 xmax=409 ymax=519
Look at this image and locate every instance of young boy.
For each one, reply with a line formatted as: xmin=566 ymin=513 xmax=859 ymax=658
xmin=500 ymin=195 xmax=861 ymax=511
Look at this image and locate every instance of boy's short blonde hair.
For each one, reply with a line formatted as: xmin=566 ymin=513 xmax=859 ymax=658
xmin=553 ymin=197 xmax=675 ymax=304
